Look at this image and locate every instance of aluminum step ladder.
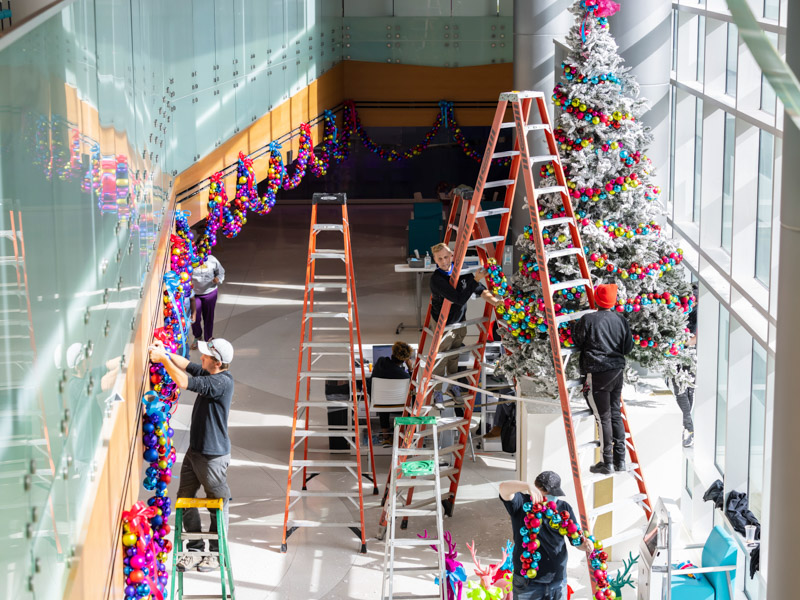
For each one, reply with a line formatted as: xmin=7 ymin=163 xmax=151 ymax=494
xmin=281 ymin=192 xmax=378 ymax=554
xmin=171 ymin=497 xmax=235 ymax=600
xmin=382 ymin=416 xmax=447 ymax=600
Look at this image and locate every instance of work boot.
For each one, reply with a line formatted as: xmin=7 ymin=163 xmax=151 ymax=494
xmin=589 ymin=462 xmax=613 ymax=475
xmin=483 ymin=425 xmax=502 ymax=439
xmin=614 ymin=461 xmax=626 ymax=472
xmin=683 ymin=430 xmax=694 ymax=448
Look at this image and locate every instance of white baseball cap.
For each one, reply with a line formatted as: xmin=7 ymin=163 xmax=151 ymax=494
xmin=198 ymin=338 xmax=234 ymax=363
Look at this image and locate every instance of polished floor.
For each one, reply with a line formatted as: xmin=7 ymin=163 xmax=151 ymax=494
xmin=165 ymin=203 xmax=683 ymax=599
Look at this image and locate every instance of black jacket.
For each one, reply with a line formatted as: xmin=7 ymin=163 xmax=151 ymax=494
xmin=573 ymin=309 xmax=634 ymax=374
xmin=430 ymin=269 xmax=486 ymax=325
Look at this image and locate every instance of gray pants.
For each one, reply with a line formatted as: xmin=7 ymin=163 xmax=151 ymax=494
xmin=177 ymin=448 xmax=231 ymax=552
xmin=432 ymin=325 xmax=467 ymax=391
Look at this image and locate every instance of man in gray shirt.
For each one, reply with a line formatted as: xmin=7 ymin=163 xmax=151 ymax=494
xmin=149 ymin=337 xmax=235 ymax=572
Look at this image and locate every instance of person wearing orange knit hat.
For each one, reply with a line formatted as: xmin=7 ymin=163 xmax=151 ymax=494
xmin=573 ymin=283 xmax=634 ymax=475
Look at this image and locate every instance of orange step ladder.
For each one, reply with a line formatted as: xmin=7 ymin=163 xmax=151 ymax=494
xmin=378 ymin=92 xmax=653 ymax=581
xmin=281 ymin=192 xmax=377 ymax=554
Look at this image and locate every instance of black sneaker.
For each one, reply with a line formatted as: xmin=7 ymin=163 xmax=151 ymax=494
xmin=614 ymin=462 xmax=626 ymax=472
xmin=589 ymin=462 xmax=613 ymax=475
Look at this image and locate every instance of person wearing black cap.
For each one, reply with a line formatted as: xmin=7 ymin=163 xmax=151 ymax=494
xmin=500 ymin=471 xmax=594 ymax=599
xmin=149 ymin=337 xmax=235 ymax=573
xmin=573 ymin=283 xmax=634 ymax=475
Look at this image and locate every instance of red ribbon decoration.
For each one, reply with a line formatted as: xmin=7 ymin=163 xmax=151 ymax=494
xmin=122 ymin=501 xmax=157 ymax=541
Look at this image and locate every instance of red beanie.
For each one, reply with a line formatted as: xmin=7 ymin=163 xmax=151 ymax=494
xmin=595 ymin=284 xmax=618 ymax=309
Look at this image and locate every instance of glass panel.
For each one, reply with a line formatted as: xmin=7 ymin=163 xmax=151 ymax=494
xmin=749 ymin=342 xmax=767 ymax=520
xmin=726 ymin=23 xmax=738 ymax=96
xmin=697 ymin=16 xmax=705 ymax=83
xmin=764 ymin=0 xmax=779 ymax=20
xmin=716 ymin=306 xmax=730 ymax=474
xmin=721 ymin=113 xmax=735 ymax=252
xmin=755 ymin=131 xmax=774 ymax=285
xmin=672 ymin=9 xmax=678 ymax=72
xmin=760 ymin=32 xmax=778 ymax=115
xmin=669 ymin=88 xmax=676 ymax=214
xmin=693 ymin=98 xmax=703 ymax=223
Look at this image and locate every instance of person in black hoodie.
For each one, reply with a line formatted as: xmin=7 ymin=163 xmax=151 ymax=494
xmin=573 ymin=283 xmax=634 ymax=475
xmin=429 ymin=243 xmax=500 ymax=398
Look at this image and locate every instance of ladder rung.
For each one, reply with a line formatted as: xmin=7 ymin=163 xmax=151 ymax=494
xmin=467 ymin=235 xmax=505 ymax=248
xmin=286 ymin=519 xmax=361 ymax=528
xmin=314 ymin=275 xmax=347 ymax=280
xmin=311 ymin=326 xmax=351 ymax=331
xmin=540 ymin=216 xmax=575 ymax=228
xmin=293 ymin=428 xmax=357 ymax=437
xmin=588 ymin=493 xmax=648 ymax=519
xmin=310 ymin=252 xmax=345 ymax=260
xmin=398 ymin=443 xmax=464 ymax=458
xmin=308 ymin=282 xmax=347 ymax=290
xmin=530 ymin=154 xmax=559 ymax=163
xmin=393 ymin=509 xmax=439 ymax=517
xmin=476 ymin=207 xmax=511 ymax=218
xmin=483 ymin=179 xmax=516 ymax=189
xmin=550 ymin=278 xmax=591 ymax=292
xmin=396 ymin=478 xmax=438 ymax=488
xmin=435 ymin=343 xmax=483 ymax=360
xmin=390 ymin=564 xmax=443 ymax=572
xmin=491 ymin=150 xmax=520 ymax=159
xmin=310 ymin=351 xmax=351 ymax=357
xmin=180 ymin=533 xmax=219 ymax=540
xmin=545 ymin=247 xmax=582 ymax=259
xmin=602 ymin=526 xmax=646 ymax=548
xmin=555 ymin=309 xmax=595 ymax=326
xmin=534 ymin=185 xmax=568 ymax=197
xmin=302 ymin=342 xmax=351 ymax=348
xmin=289 ymin=490 xmax=360 ymax=497
xmin=292 ymin=460 xmax=359 ymax=468
xmin=298 ymin=371 xmax=354 ymax=379
xmin=297 ymin=400 xmax=352 ymax=408
xmin=313 ymin=224 xmax=344 ymax=231
xmin=390 ymin=538 xmax=441 ymax=547
xmin=441 ymin=368 xmax=481 ymax=381
xmin=390 ymin=595 xmax=442 ymax=599
xmin=423 ymin=316 xmax=490 ymax=337
xmin=414 ymin=419 xmax=468 ymax=438
xmin=305 ymin=312 xmax=350 ymax=319
xmin=577 ymin=439 xmax=600 ymax=453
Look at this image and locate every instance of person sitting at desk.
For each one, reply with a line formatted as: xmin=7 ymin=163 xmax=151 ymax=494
xmin=429 ymin=243 xmax=501 ymax=402
xmin=369 ymin=341 xmax=413 ymax=446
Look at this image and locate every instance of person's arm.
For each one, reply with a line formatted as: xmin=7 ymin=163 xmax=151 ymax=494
xmin=149 ymin=342 xmax=190 ymax=389
xmin=621 ymin=315 xmax=634 ymax=355
xmin=213 ymin=257 xmax=225 ymax=285
xmin=480 ymin=289 xmax=501 ymax=308
xmin=572 ymin=317 xmax=586 ymax=349
xmin=430 ymin=272 xmax=482 ymax=306
xmin=499 ymin=480 xmax=543 ymax=503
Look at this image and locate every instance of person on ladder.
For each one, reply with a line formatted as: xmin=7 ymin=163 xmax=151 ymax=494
xmin=500 ymin=471 xmax=595 ymax=600
xmin=149 ymin=337 xmax=235 ymax=572
xmin=429 ymin=242 xmax=501 ymax=403
xmin=573 ymin=283 xmax=634 ymax=475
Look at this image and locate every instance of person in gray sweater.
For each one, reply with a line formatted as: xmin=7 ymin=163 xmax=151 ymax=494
xmin=191 ymin=254 xmax=225 ymax=347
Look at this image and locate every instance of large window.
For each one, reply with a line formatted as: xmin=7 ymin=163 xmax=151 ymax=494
xmin=761 ymin=32 xmax=778 ymax=115
xmin=693 ymin=99 xmax=704 ymax=222
xmin=721 ymin=113 xmax=735 ymax=251
xmin=697 ymin=16 xmax=706 ymax=83
xmin=749 ymin=342 xmax=768 ymax=520
xmin=755 ymin=132 xmax=774 ymax=285
xmin=726 ymin=23 xmax=738 ymax=96
xmin=764 ymin=0 xmax=779 ymax=20
xmin=715 ymin=307 xmax=730 ymax=473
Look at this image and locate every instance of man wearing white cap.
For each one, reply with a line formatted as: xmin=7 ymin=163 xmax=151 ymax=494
xmin=149 ymin=337 xmax=235 ymax=573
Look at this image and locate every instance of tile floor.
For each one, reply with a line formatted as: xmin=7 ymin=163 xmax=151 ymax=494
xmin=164 ymin=203 xmax=682 ymax=599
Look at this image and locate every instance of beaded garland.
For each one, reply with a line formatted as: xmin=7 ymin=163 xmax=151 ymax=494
xmin=552 ymin=87 xmax=634 ymax=128
xmin=485 ymin=258 xmax=510 ymax=298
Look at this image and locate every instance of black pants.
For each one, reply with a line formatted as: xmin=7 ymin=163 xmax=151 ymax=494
xmin=671 ymin=379 xmax=695 ymax=432
xmin=583 ymin=369 xmax=626 ymax=465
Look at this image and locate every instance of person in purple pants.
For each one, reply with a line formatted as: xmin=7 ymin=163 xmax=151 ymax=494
xmin=191 ymin=254 xmax=225 ymax=348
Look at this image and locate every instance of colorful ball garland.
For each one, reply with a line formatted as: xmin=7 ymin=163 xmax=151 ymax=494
xmin=121 ymin=501 xmax=167 ymax=600
xmin=552 ymin=87 xmax=634 ymax=129
xmin=485 ymin=258 xmax=510 ymax=298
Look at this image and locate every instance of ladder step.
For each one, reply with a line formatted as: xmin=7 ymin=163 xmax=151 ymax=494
xmin=554 ymin=309 xmax=596 ymax=326
xmin=311 ymin=326 xmax=351 ymax=331
xmin=314 ymin=275 xmax=347 ymax=280
xmin=310 ymin=252 xmax=345 ymax=260
xmin=550 ymin=278 xmax=592 ymax=293
xmin=396 ymin=478 xmax=438 ymax=488
xmin=435 ymin=343 xmax=483 ymax=360
xmin=588 ymin=493 xmax=648 ymax=519
xmin=310 ymin=351 xmax=351 ymax=357
xmin=302 ymin=342 xmax=352 ymax=348
xmin=305 ymin=312 xmax=350 ymax=319
xmin=398 ymin=443 xmax=464 ymax=458
xmin=545 ymin=247 xmax=582 ymax=259
xmin=414 ymin=419 xmax=468 ymax=438
xmin=483 ymin=179 xmax=516 ymax=189
xmin=540 ymin=216 xmax=575 ymax=228
xmin=297 ymin=400 xmax=352 ymax=408
xmin=293 ymin=429 xmax=357 ymax=437
xmin=476 ymin=207 xmax=511 ymax=218
xmin=393 ymin=509 xmax=439 ymax=517
xmin=390 ymin=564 xmax=443 ymax=572
xmin=298 ymin=371 xmax=354 ymax=379
xmin=499 ymin=122 xmax=548 ymax=131
xmin=389 ymin=595 xmax=443 ymax=599
xmin=602 ymin=526 xmax=646 ymax=548
xmin=287 ymin=519 xmax=361 ymax=528
xmin=577 ymin=440 xmax=600 ymax=453
xmin=312 ymin=224 xmax=344 ymax=231
xmin=534 ymin=186 xmax=568 ymax=197
xmin=530 ymin=154 xmax=559 ymax=163
xmin=583 ymin=462 xmax=640 ymax=485
xmin=491 ymin=150 xmax=520 ymax=159
xmin=292 ymin=460 xmax=359 ymax=468
xmin=308 ymin=282 xmax=347 ymax=291
xmin=180 ymin=533 xmax=219 ymax=540
xmin=423 ymin=316 xmax=490 ymax=337
xmin=468 ymin=235 xmax=505 ymax=248
xmin=390 ymin=538 xmax=441 ymax=547
xmin=289 ymin=490 xmax=361 ymax=497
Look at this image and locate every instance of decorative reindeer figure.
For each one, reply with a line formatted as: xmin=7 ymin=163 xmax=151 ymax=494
xmin=465 ymin=540 xmax=513 ymax=600
xmin=417 ymin=530 xmax=468 ymax=600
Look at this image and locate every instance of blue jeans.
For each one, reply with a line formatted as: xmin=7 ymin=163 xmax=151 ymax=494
xmin=512 ymin=575 xmax=567 ymax=600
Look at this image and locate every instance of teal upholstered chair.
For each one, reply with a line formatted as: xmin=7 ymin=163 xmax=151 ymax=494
xmin=670 ymin=526 xmax=738 ymax=600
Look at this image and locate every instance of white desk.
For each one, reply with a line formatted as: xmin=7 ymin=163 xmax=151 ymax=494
xmin=394 ymin=263 xmax=435 ymax=333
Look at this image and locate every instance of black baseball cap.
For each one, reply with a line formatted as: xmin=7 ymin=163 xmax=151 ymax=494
xmin=535 ymin=471 xmax=566 ymax=496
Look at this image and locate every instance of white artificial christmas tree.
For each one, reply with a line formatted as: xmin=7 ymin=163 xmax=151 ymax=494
xmin=494 ymin=0 xmax=695 ymax=397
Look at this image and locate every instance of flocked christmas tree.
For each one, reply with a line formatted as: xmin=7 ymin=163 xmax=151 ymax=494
xmin=492 ymin=0 xmax=696 ymax=396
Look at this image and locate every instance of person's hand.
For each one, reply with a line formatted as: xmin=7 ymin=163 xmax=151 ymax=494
xmin=581 ymin=534 xmax=596 ymax=553
xmin=213 ymin=276 xmax=220 ymax=285
xmin=526 ymin=484 xmax=544 ymax=505
xmin=151 ymin=339 xmax=165 ymax=351
xmin=475 ymin=267 xmax=487 ymax=281
xmin=687 ymin=334 xmax=697 ymax=347
xmin=149 ymin=345 xmax=167 ymax=364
